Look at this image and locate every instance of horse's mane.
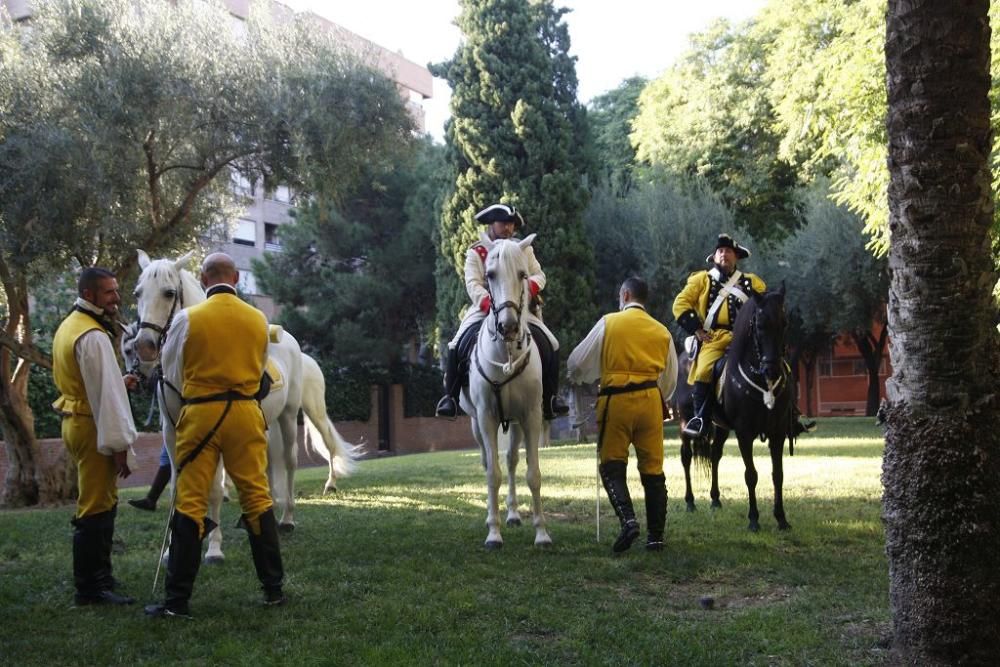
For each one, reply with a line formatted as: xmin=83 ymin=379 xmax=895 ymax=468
xmin=178 ymin=267 xmax=205 ymax=305
xmin=728 ymin=288 xmax=781 ymax=364
xmin=138 ymin=258 xmax=205 ymax=307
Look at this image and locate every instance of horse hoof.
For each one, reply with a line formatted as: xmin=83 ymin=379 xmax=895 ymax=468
xmin=484 ymin=540 xmax=503 ymax=551
xmin=778 ymin=521 xmax=792 ymax=531
xmin=506 ymin=518 xmax=522 ymax=527
xmin=204 ymin=555 xmax=224 ymax=565
xmin=711 ymin=500 xmax=722 ymax=509
xmin=534 ymin=538 xmax=553 ymax=548
xmin=278 ymin=523 xmax=295 ymax=535
xmin=686 ymin=502 xmax=696 ymax=513
xmin=323 ymin=486 xmax=338 ymax=494
xmin=748 ymin=523 xmax=760 ymax=533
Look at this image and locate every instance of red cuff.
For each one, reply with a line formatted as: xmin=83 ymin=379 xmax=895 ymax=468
xmin=480 ymin=296 xmax=491 ymax=312
xmin=528 ymin=280 xmax=540 ymax=298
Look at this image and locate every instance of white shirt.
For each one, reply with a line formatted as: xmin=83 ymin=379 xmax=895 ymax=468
xmin=566 ymin=303 xmax=678 ymax=400
xmin=73 ymin=299 xmax=137 ymax=456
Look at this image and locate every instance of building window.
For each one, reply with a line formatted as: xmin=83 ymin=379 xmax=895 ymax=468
xmin=233 ymin=219 xmax=256 ymax=246
xmin=264 ymin=223 xmax=281 ymax=251
xmin=231 ymin=171 xmax=255 ymax=197
xmin=267 ymin=184 xmax=292 ymax=203
xmin=238 ymin=270 xmax=258 ymax=296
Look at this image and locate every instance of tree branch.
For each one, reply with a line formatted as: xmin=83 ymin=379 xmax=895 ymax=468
xmin=0 ymin=331 xmax=51 ymax=370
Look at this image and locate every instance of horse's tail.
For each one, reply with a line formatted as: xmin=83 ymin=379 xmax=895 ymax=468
xmin=303 ymin=413 xmax=361 ymax=478
xmin=300 ymin=354 xmax=363 ymax=478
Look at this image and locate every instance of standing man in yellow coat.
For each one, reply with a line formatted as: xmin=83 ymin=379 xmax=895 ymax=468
xmin=567 ymin=277 xmax=677 ymax=553
xmin=672 ymin=234 xmax=765 ymax=438
xmin=52 ymin=267 xmax=137 ymax=606
xmin=145 ymin=253 xmax=284 ymax=619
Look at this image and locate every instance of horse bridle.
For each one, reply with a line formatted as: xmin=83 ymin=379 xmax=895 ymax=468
xmin=485 ymin=272 xmax=529 ymax=347
xmin=737 ymin=306 xmax=786 ymax=410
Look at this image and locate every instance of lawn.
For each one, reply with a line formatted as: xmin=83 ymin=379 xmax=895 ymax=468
xmin=0 ymin=416 xmax=888 ymax=666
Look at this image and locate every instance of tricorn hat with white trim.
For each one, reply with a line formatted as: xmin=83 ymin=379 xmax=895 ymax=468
xmin=475 ymin=203 xmax=524 ymax=229
xmin=706 ymin=233 xmax=750 ymax=262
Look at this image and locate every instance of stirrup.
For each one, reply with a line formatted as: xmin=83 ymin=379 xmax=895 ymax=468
xmin=682 ymin=417 xmax=707 ymax=438
xmin=435 ymin=396 xmax=458 ymax=419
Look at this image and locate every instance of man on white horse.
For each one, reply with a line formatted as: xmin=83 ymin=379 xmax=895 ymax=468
xmin=436 ymin=203 xmax=569 ymax=420
xmin=568 ymin=277 xmax=677 ymax=553
xmin=146 ymin=253 xmax=284 ymax=619
xmin=51 ymin=267 xmax=138 ymax=605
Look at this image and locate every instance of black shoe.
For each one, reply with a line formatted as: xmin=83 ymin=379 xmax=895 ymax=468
xmin=646 ymin=535 xmax=665 ymax=551
xmin=263 ymin=589 xmax=286 ymax=606
xmin=128 ymin=497 xmax=157 ymax=512
xmin=613 ymin=519 xmax=641 ymax=553
xmin=74 ymin=590 xmax=135 ymax=606
xmin=544 ymin=395 xmax=570 ymax=420
xmin=435 ymin=395 xmax=458 ymax=419
xmin=144 ymin=602 xmax=193 ymax=619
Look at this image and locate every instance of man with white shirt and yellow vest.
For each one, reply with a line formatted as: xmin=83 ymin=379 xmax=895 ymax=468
xmin=52 ymin=267 xmax=137 ymax=606
xmin=145 ymin=253 xmax=284 ymax=619
xmin=673 ymin=234 xmax=766 ymax=438
xmin=568 ymin=277 xmax=677 ymax=553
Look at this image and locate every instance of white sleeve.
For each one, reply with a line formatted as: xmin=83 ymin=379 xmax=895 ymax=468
xmin=566 ymin=318 xmax=605 ymax=385
xmin=658 ymin=334 xmax=679 ymax=401
xmin=464 ymin=249 xmax=489 ymax=307
xmin=77 ymin=331 xmax=137 ymax=455
xmin=523 ymin=245 xmax=546 ymax=292
xmin=160 ymin=311 xmax=189 ymax=398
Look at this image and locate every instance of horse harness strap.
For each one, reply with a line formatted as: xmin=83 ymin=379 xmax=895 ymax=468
xmin=596 ymin=380 xmax=660 ymax=452
xmin=474 ymin=344 xmax=532 ymax=434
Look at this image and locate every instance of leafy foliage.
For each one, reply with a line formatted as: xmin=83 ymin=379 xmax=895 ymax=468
xmin=431 ymin=0 xmax=596 ymax=353
xmin=631 ymin=19 xmax=800 ymax=243
xmin=587 ymin=77 xmax=647 ymax=197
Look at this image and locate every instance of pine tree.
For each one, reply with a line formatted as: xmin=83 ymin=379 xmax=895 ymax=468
xmin=431 ymin=0 xmax=596 ymax=354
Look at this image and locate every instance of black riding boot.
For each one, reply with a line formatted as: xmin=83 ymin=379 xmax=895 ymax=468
xmin=599 ymin=461 xmax=640 ymax=553
xmin=247 ymin=509 xmax=286 ymax=606
xmin=145 ymin=513 xmax=206 ymax=619
xmin=72 ymin=510 xmax=134 ymax=606
xmin=129 ymin=463 xmax=171 ymax=511
xmin=682 ymin=381 xmax=712 ymax=438
xmin=435 ymin=346 xmax=462 ymax=418
xmin=531 ymin=325 xmax=568 ymax=420
xmin=641 ymin=473 xmax=667 ymax=551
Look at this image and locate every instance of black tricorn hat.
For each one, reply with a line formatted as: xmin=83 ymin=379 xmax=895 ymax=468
xmin=475 ymin=203 xmax=524 ymax=229
xmin=706 ymin=233 xmax=750 ymax=262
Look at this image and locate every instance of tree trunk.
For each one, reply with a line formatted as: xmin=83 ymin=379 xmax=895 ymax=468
xmin=884 ymin=1 xmax=1000 ymax=663
xmin=851 ymin=328 xmax=887 ymax=417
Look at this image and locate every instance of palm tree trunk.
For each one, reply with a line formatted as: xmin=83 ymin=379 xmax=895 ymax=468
xmin=884 ymin=0 xmax=1000 ymax=663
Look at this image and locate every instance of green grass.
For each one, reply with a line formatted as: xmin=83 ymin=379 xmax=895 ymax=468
xmin=0 ymin=416 xmax=888 ymax=666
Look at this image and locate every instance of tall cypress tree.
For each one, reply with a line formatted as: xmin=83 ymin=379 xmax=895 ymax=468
xmin=431 ymin=0 xmax=596 ymax=355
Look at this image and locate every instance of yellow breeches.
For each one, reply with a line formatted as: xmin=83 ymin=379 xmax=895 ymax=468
xmin=173 ymin=400 xmax=272 ymax=537
xmin=62 ymin=415 xmax=118 ymax=518
xmin=688 ymin=331 xmax=733 ymax=384
xmin=597 ymin=388 xmax=664 ymax=475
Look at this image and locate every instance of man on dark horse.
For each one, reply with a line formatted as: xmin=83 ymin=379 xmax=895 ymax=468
xmin=673 ymin=234 xmax=767 ymax=438
xmin=435 ymin=203 xmax=569 ymax=421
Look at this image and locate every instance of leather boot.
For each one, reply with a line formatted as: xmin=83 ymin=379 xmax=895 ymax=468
xmin=129 ymin=464 xmax=171 ymax=511
xmin=599 ymin=461 xmax=640 ymax=553
xmin=682 ymin=381 xmax=712 ymax=438
xmin=145 ymin=513 xmax=205 ymax=619
xmin=246 ymin=508 xmax=286 ymax=606
xmin=72 ymin=511 xmax=134 ymax=606
xmin=641 ymin=473 xmax=667 ymax=551
xmin=435 ymin=347 xmax=461 ymax=418
xmin=531 ymin=325 xmax=569 ymax=419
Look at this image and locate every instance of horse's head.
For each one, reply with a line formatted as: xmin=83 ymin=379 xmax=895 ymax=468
xmin=748 ymin=284 xmax=788 ymax=384
xmin=482 ymin=233 xmax=536 ymax=343
xmin=132 ymin=249 xmax=196 ymax=363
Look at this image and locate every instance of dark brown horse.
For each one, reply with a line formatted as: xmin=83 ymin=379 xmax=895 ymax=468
xmin=677 ymin=285 xmax=798 ymax=531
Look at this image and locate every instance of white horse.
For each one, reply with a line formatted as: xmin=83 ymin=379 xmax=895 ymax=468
xmin=459 ymin=234 xmax=552 ymax=549
xmin=127 ymin=250 xmax=360 ymax=562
